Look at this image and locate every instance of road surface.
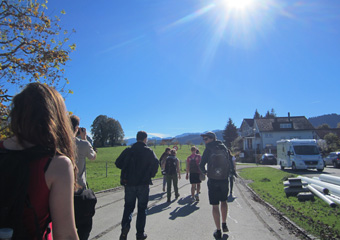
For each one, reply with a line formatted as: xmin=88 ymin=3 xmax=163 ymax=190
xmin=89 ymin=169 xmax=308 ymax=240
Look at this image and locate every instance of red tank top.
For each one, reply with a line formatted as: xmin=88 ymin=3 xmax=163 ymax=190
xmin=0 ymin=142 xmax=51 ymax=239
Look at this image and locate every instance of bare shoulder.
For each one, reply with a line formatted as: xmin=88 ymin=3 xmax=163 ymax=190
xmin=45 ymin=155 xmax=74 ymax=190
xmin=47 ymin=155 xmax=73 ymax=178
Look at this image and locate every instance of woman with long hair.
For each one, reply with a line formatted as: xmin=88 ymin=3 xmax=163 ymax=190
xmin=2 ymin=83 xmax=79 ymax=239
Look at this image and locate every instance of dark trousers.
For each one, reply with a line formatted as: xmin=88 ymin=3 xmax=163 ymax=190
xmin=166 ymin=174 xmax=179 ymax=200
xmin=76 ymin=218 xmax=92 ymax=240
xmin=121 ymin=185 xmax=150 ymax=236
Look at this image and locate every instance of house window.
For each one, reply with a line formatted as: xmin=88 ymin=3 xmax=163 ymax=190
xmin=280 ymin=123 xmax=292 ymax=128
xmin=247 ymin=139 xmax=252 ymax=149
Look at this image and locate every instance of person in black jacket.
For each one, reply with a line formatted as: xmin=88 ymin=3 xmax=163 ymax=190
xmin=115 ymin=131 xmax=159 ymax=240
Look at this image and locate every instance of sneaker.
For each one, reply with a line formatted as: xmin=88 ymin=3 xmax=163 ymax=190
xmin=119 ymin=228 xmax=129 ymax=240
xmin=195 ymin=194 xmax=199 ymax=202
xmin=222 ymin=223 xmax=229 ymax=232
xmin=136 ymin=233 xmax=147 ymax=240
xmin=213 ymin=230 xmax=222 ymax=239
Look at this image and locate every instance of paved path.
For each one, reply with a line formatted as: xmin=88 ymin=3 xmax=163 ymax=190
xmin=89 ymin=173 xmax=303 ymax=240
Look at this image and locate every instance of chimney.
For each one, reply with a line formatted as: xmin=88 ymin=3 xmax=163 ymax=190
xmin=288 ymin=112 xmax=291 ymax=122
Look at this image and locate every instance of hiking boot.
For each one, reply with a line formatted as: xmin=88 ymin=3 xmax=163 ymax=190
xmin=136 ymin=233 xmax=147 ymax=240
xmin=119 ymin=228 xmax=129 ymax=240
xmin=222 ymin=223 xmax=229 ymax=232
xmin=195 ymin=194 xmax=199 ymax=202
xmin=213 ymin=230 xmax=222 ymax=239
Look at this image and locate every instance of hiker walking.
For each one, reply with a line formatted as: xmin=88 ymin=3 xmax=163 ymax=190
xmin=164 ymin=149 xmax=181 ymax=202
xmin=70 ymin=115 xmax=97 ymax=240
xmin=186 ymin=146 xmax=202 ymax=201
xmin=228 ymin=150 xmax=237 ymax=197
xmin=199 ymin=132 xmax=236 ymax=240
xmin=159 ymin=147 xmax=171 ymax=192
xmin=0 ymin=83 xmax=79 ymax=239
xmin=115 ymin=131 xmax=159 ymax=240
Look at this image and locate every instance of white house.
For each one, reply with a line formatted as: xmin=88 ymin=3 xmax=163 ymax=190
xmin=239 ymin=113 xmax=318 ymax=156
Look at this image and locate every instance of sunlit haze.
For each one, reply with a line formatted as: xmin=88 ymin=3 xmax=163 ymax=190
xmin=7 ymin=0 xmax=340 ymax=139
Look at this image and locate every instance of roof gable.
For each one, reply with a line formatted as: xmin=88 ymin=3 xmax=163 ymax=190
xmin=255 ymin=116 xmax=315 ymax=132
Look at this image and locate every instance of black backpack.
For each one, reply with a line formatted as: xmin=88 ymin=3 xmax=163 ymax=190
xmin=189 ymin=155 xmax=200 ymax=173
xmin=207 ymin=146 xmax=230 ymax=180
xmin=0 ymin=145 xmax=52 ymax=240
xmin=165 ymin=157 xmax=177 ymax=175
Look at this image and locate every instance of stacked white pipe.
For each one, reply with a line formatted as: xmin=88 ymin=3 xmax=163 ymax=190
xmin=297 ymin=174 xmax=340 ymax=207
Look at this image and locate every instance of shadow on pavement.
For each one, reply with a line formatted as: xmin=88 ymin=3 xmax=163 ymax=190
xmin=222 ymin=233 xmax=229 ymax=239
xmin=177 ymin=195 xmax=196 ymax=205
xmin=169 ymin=197 xmax=199 ymax=220
xmin=149 ymin=192 xmax=166 ymax=201
xmin=227 ymin=195 xmax=236 ymax=202
xmin=147 ymin=201 xmax=171 ymax=216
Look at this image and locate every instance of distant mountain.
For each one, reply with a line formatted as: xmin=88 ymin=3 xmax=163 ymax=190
xmin=125 ymin=130 xmax=224 ymax=146
xmin=308 ymin=114 xmax=340 ymax=128
xmin=175 ymin=132 xmax=201 ymax=138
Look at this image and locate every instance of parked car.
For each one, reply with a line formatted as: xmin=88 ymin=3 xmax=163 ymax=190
xmin=324 ymin=152 xmax=340 ymax=168
xmin=260 ymin=153 xmax=277 ymax=165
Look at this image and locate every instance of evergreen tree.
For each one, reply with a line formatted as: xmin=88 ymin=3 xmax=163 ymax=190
xmin=253 ymin=109 xmax=260 ymax=119
xmin=265 ymin=108 xmax=276 ymax=118
xmin=223 ymin=118 xmax=238 ymax=148
xmin=317 ymin=124 xmax=331 ymax=129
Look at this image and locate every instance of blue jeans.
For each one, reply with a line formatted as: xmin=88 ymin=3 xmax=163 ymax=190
xmin=121 ymin=185 xmax=150 ymax=235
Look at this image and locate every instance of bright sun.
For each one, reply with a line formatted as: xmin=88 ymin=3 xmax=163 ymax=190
xmin=224 ymin=0 xmax=255 ymax=10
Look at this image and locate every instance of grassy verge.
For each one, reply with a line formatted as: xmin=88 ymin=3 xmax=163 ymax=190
xmin=238 ymin=167 xmax=340 ymax=240
xmin=86 ymin=145 xmax=203 ymax=192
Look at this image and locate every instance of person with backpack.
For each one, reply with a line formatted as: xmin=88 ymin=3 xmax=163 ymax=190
xmin=186 ymin=146 xmax=202 ymax=201
xmin=115 ymin=131 xmax=159 ymax=240
xmin=159 ymin=147 xmax=171 ymax=192
xmin=164 ymin=149 xmax=181 ymax=202
xmin=199 ymin=132 xmax=236 ymax=240
xmin=0 ymin=83 xmax=79 ymax=240
xmin=70 ymin=115 xmax=97 ymax=240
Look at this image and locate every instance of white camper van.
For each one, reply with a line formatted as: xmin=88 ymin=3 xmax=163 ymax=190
xmin=277 ymin=139 xmax=324 ymax=172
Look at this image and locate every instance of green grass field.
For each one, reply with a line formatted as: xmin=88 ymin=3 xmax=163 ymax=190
xmin=239 ymin=167 xmax=340 ymax=240
xmin=86 ymin=145 xmax=204 ymax=192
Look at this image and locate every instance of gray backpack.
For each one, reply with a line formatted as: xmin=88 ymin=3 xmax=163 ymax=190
xmin=207 ymin=147 xmax=230 ymax=180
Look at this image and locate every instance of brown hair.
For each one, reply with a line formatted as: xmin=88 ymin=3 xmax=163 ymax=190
xmin=70 ymin=115 xmax=80 ymax=132
xmin=191 ymin=146 xmax=197 ymax=152
xmin=10 ymin=83 xmax=77 ymax=183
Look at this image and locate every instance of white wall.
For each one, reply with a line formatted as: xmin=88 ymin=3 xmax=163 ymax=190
xmin=261 ymin=131 xmax=315 ymax=149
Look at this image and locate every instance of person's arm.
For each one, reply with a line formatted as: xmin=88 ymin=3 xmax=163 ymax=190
xmin=177 ymin=158 xmax=181 ymax=179
xmin=150 ymin=150 xmax=159 ymax=178
xmin=85 ymin=141 xmax=96 ymax=161
xmin=45 ymin=155 xmax=79 ymax=240
xmin=186 ymin=157 xmax=189 ymax=180
xmin=199 ymin=150 xmax=209 ymax=174
xmin=115 ymin=148 xmax=130 ymax=169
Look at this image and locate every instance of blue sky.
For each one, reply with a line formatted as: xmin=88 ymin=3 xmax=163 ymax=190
xmin=18 ymin=0 xmax=340 ymax=138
